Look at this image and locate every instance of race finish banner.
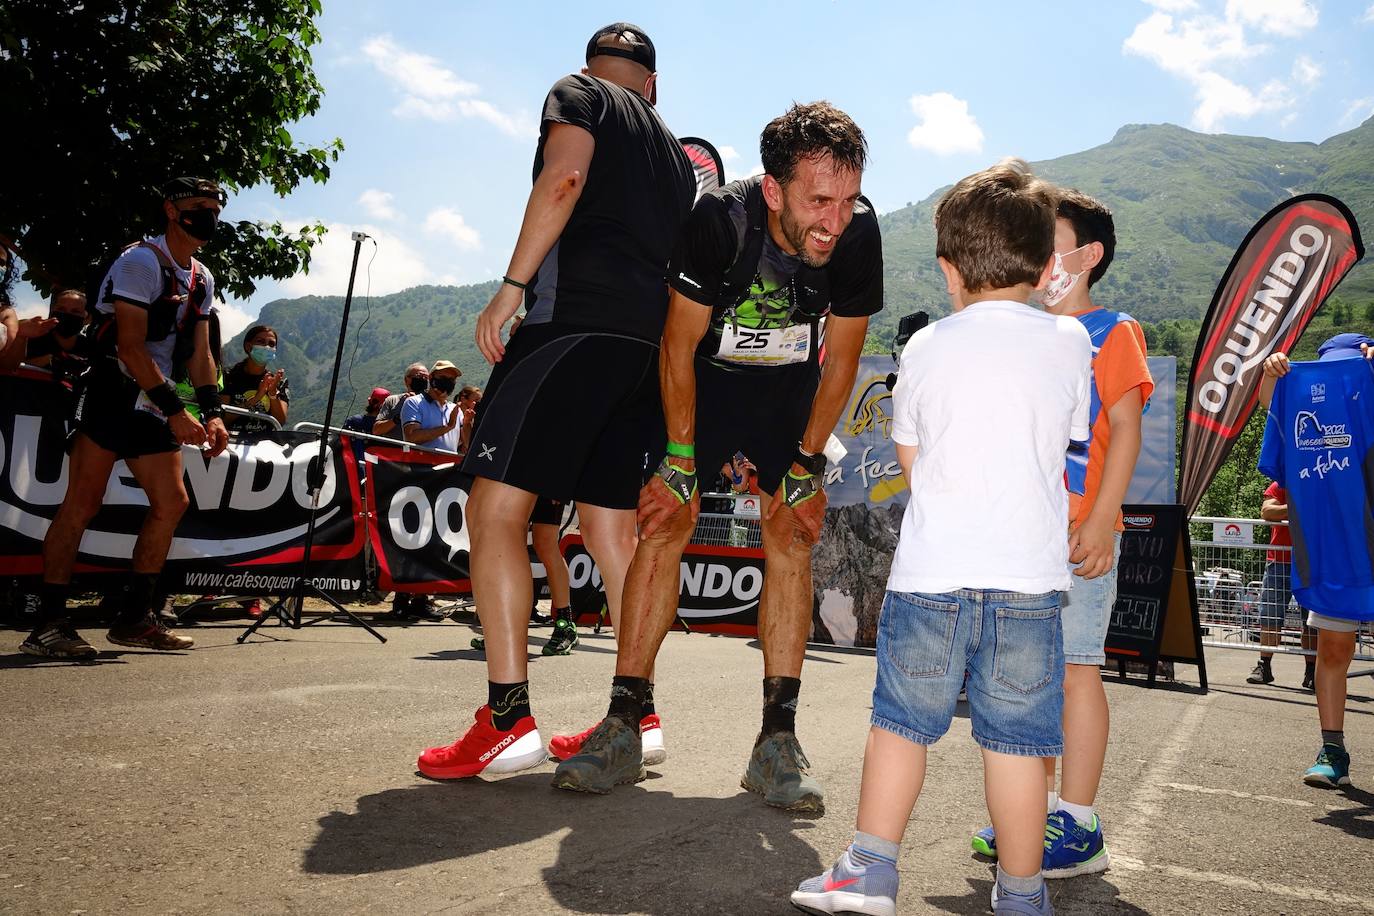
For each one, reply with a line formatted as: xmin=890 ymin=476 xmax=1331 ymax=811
xmin=561 ymin=533 xmax=764 ymax=636
xmin=1178 ymin=194 xmax=1364 ymax=514
xmin=364 ymin=444 xmax=472 ymax=594
xmin=0 ymin=369 xmax=366 ymax=593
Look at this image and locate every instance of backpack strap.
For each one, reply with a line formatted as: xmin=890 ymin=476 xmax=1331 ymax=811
xmin=713 ymin=180 xmax=768 ymax=311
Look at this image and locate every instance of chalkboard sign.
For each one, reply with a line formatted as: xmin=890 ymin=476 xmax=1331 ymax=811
xmin=1105 ymin=503 xmax=1208 ymax=690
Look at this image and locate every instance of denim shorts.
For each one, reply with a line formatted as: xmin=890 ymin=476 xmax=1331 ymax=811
xmin=1258 ymin=560 xmax=1293 ymax=628
xmin=1061 ymin=532 xmax=1122 ymax=666
xmin=872 ymin=588 xmax=1065 ymax=757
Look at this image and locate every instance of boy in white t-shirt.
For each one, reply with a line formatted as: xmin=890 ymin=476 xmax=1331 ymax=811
xmin=793 ymin=160 xmax=1091 ymax=916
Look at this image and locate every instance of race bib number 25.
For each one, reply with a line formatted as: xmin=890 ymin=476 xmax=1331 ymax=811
xmin=716 ymin=323 xmax=811 ymax=366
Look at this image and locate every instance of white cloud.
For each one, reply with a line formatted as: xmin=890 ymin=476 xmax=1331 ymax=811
xmin=357 ymin=189 xmax=399 ymax=221
xmin=1363 ymin=3 xmax=1374 ymax=23
xmin=1339 ymin=97 xmax=1374 ymax=126
xmin=1224 ymin=0 xmax=1317 ymax=36
xmin=281 ymin=223 xmax=437 ymax=298
xmin=1122 ymin=3 xmax=1325 ymax=132
xmin=1143 ymin=0 xmax=1197 ymax=10
xmin=360 ymin=35 xmax=535 ymax=138
xmin=215 ymin=300 xmax=256 ymax=341
xmin=423 ymin=207 xmax=482 ymax=251
xmin=906 ymin=92 xmax=984 ymax=155
xmin=1292 ymin=55 xmax=1321 ymax=89
xmin=718 ymin=145 xmax=741 ymax=161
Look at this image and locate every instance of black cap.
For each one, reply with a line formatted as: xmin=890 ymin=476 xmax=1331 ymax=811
xmin=163 ymin=176 xmax=227 ymax=205
xmin=585 ymin=22 xmax=656 ymax=72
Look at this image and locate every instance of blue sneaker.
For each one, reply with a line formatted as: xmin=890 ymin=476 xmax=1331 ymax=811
xmin=792 ymin=847 xmax=897 ymax=916
xmin=1042 ymin=809 xmax=1110 ymax=879
xmin=1303 ymin=743 xmax=1351 ymax=787
xmin=972 ymin=824 xmax=998 ymax=859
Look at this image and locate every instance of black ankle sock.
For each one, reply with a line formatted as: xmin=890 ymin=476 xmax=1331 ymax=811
xmin=642 ymin=683 xmax=657 ymax=718
xmin=761 ymin=676 xmax=801 ymax=736
xmin=115 ymin=572 xmax=160 ymax=626
xmin=607 ymin=675 xmax=650 ymax=726
xmin=1321 ymin=729 xmax=1345 ymax=750
xmin=37 ymin=581 xmax=70 ymax=628
xmin=488 ymin=681 xmax=531 ymax=731
xmin=554 ymin=605 xmax=574 ymax=622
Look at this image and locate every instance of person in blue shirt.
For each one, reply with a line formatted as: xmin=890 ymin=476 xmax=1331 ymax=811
xmin=1258 ymin=332 xmax=1374 ymax=789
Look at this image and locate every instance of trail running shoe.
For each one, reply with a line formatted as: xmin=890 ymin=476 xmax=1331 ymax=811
xmin=792 ymin=847 xmax=898 ymax=916
xmin=742 ymin=731 xmax=824 ymax=813
xmin=972 ymin=824 xmax=998 ymax=859
xmin=20 ymin=619 xmax=97 ymax=660
xmin=416 ymin=706 xmax=544 ymax=779
xmin=1302 ymin=667 xmax=1315 ymax=692
xmin=1043 ymin=809 xmax=1110 ymax=879
xmin=470 ymin=636 xmax=485 ymax=651
xmin=1246 ymin=661 xmax=1274 ymax=684
xmin=548 ymin=714 xmax=666 ymax=765
xmin=550 ymin=717 xmax=644 ymax=795
xmin=106 ymin=616 xmax=194 ymax=651
xmin=1303 ymin=743 xmax=1351 ymax=787
xmin=541 ymin=618 xmax=578 ymax=656
xmin=529 ymin=606 xmax=552 ymax=628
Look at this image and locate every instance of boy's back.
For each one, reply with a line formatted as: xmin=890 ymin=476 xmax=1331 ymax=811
xmin=889 ymin=299 xmax=1091 ymax=594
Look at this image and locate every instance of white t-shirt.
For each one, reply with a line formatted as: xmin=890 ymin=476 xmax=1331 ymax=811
xmin=98 ymin=235 xmax=215 ymax=380
xmin=886 ymin=299 xmax=1092 ymax=595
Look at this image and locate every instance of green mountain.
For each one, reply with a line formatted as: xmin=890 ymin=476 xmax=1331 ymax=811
xmin=233 ymin=118 xmax=1374 ymax=423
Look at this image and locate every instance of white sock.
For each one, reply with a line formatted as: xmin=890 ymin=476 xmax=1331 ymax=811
xmin=1060 ymin=799 xmax=1094 ymax=829
xmin=1047 ymin=790 xmax=1060 ymax=814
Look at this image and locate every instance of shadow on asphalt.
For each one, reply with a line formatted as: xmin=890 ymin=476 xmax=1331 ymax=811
xmin=1207 ymin=685 xmax=1374 ymax=716
xmin=304 ymin=772 xmax=825 ymax=913
xmin=1315 ymin=784 xmax=1374 ymax=840
xmin=0 ymin=651 xmax=132 ymax=669
xmin=923 ymin=874 xmax=1151 ymax=915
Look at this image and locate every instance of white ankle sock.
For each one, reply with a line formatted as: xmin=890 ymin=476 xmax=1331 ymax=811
xmin=1047 ymin=791 xmax=1060 ymax=813
xmin=1059 ymin=799 xmax=1094 ymax=829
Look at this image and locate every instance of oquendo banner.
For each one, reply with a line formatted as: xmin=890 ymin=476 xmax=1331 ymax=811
xmin=0 ymin=369 xmax=366 ymax=593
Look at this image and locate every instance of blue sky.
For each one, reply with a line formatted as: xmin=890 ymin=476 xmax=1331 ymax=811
xmin=15 ymin=0 xmax=1374 ymax=334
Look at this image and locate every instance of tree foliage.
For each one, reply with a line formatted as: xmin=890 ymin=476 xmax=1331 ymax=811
xmin=0 ymin=0 xmax=342 ymax=299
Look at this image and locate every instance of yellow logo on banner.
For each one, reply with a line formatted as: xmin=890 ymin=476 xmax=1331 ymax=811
xmin=840 ymin=374 xmax=908 ymax=503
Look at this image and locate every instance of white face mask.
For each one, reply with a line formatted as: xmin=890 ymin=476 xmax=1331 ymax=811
xmin=1035 ymin=244 xmax=1089 ymax=307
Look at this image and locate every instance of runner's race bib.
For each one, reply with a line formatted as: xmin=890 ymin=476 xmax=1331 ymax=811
xmin=715 ymin=322 xmax=812 ymax=366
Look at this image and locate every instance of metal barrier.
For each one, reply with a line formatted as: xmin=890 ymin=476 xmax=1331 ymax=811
xmin=691 ymin=493 xmax=762 ymax=548
xmin=291 ymin=421 xmax=460 ymax=457
xmin=1190 ymin=516 xmax=1373 ymax=662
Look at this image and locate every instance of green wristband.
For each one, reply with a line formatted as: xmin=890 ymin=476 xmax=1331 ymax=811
xmin=666 ymin=440 xmax=695 ymax=459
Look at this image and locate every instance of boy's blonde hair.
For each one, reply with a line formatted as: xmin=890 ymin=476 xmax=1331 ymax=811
xmin=933 ymin=157 xmax=1057 ymax=294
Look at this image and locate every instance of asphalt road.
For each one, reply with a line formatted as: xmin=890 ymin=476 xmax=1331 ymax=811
xmin=0 ymin=609 xmax=1370 ymax=915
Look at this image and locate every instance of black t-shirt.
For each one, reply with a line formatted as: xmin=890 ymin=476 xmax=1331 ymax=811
xmin=668 ymin=177 xmax=883 ymax=371
xmin=523 ymin=74 xmax=696 ymax=342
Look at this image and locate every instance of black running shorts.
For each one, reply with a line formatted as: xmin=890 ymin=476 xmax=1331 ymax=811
xmin=75 ymin=365 xmax=180 ymax=459
xmin=530 ymin=496 xmax=565 ymax=527
xmin=693 ymin=358 xmax=820 ymax=497
xmin=462 ymin=323 xmax=663 ymax=510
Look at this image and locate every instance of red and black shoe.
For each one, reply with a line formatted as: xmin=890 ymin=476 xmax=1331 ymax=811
xmin=549 ymin=714 xmax=666 ymax=765
xmin=417 ymin=706 xmax=545 ymax=779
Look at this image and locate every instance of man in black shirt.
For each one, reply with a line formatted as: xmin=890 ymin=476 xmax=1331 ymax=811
xmin=416 ymin=23 xmax=695 ymax=781
xmin=553 ymin=103 xmax=882 ymax=813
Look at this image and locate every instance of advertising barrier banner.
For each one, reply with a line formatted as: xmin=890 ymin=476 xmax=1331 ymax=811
xmin=0 ymin=370 xmax=366 ymax=593
xmin=363 ymin=444 xmax=472 ymax=593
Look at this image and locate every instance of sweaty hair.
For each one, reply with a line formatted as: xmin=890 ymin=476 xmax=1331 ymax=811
xmin=1057 ymin=188 xmax=1116 ymax=287
xmin=760 ymin=101 xmax=868 ymax=186
xmin=934 ymin=158 xmax=1057 ymax=294
xmin=243 ymin=324 xmax=277 ymax=351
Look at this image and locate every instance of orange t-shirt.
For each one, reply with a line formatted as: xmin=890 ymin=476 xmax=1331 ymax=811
xmin=1068 ymin=311 xmax=1154 ymax=530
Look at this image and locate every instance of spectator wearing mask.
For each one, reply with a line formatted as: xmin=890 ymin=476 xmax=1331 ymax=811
xmin=374 ymin=362 xmax=428 ymax=440
xmin=344 ymin=387 xmax=390 ymax=462
xmin=223 ymin=324 xmax=288 ymax=431
xmin=21 ymin=289 xmax=88 ymax=369
xmin=402 ymin=360 xmax=462 ymax=453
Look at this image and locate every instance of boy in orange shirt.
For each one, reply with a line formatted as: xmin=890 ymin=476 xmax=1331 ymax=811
xmin=972 ymin=189 xmax=1152 ymax=880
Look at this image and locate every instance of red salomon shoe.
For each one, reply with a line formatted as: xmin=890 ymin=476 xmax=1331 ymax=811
xmin=549 ymin=714 xmax=666 ymax=765
xmin=417 ymin=706 xmax=544 ymax=779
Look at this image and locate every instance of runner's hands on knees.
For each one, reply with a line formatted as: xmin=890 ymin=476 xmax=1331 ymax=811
xmin=203 ymin=417 xmax=229 ymax=457
xmin=638 ymin=456 xmax=698 ymax=540
xmin=1069 ymin=515 xmax=1115 ymax=579
xmin=766 ymin=464 xmax=827 ymax=544
xmin=475 ymin=283 xmax=525 ymax=364
xmin=169 ymin=411 xmax=207 ymax=447
xmin=1262 ymin=352 xmax=1290 ymax=379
